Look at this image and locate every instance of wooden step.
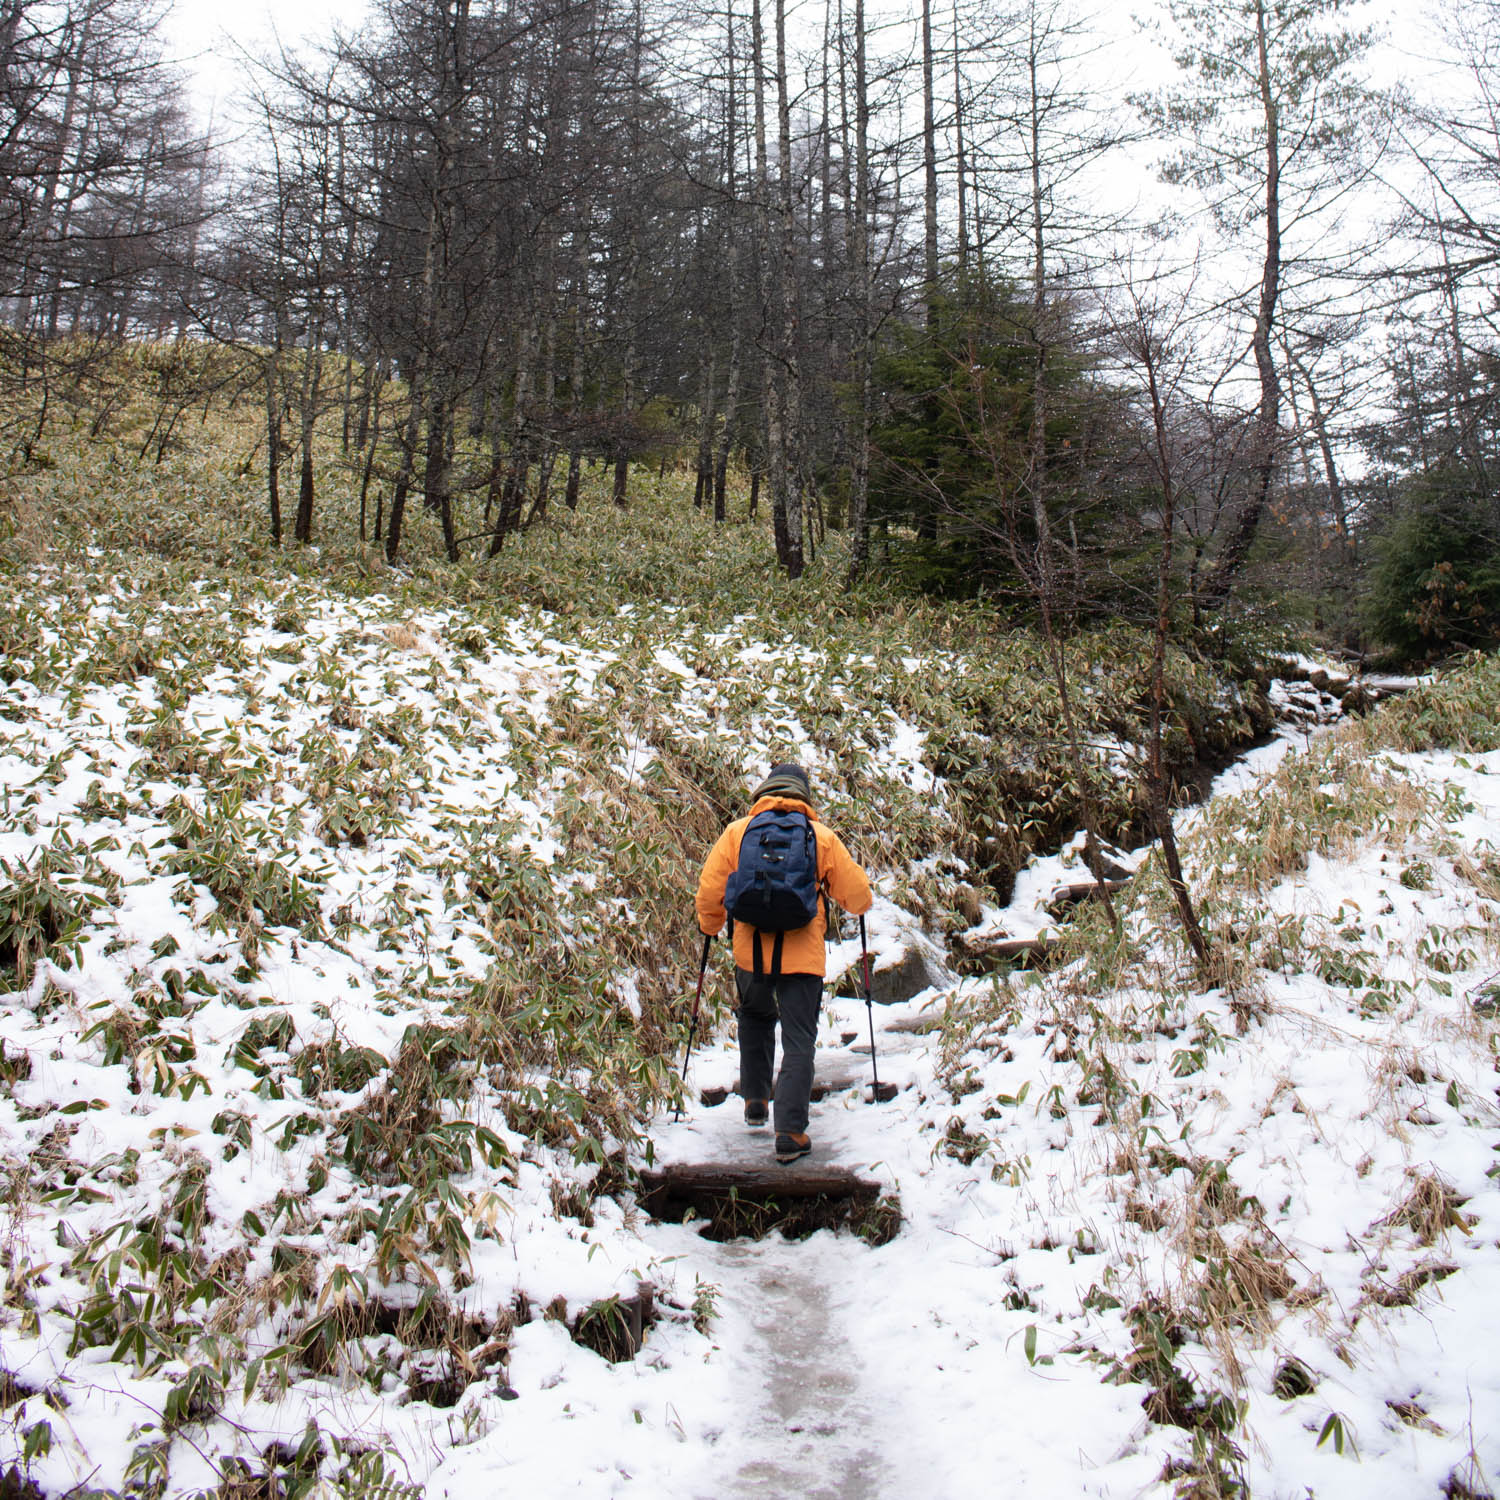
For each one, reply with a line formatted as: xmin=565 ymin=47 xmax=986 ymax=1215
xmin=637 ymin=1161 xmax=897 ymax=1242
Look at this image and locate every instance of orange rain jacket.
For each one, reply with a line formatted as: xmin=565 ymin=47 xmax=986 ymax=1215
xmin=695 ymin=795 xmax=872 ymax=978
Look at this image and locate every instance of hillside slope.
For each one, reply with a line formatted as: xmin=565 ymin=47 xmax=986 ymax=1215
xmin=1 ymin=481 xmax=1496 ymax=1498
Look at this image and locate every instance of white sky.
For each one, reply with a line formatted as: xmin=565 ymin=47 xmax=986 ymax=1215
xmin=163 ymin=0 xmax=361 ymax=117
xmin=163 ymin=0 xmax=1447 ymax=123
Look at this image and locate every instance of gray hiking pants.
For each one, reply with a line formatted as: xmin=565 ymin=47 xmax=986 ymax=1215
xmin=735 ymin=968 xmax=823 ymax=1136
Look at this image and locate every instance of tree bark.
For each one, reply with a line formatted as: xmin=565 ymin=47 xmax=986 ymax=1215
xmin=921 ymin=0 xmax=939 ymax=322
xmin=263 ymin=352 xmax=284 ymax=546
xmin=844 ymin=0 xmax=873 ymax=587
xmin=1199 ymin=0 xmax=1282 ymax=613
xmin=770 ymin=0 xmax=805 ymax=576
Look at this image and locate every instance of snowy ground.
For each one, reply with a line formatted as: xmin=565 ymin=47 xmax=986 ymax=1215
xmin=624 ymin=735 xmax=1500 ymax=1500
xmin=1 ymin=573 xmax=1496 ymax=1499
xmin=433 ymin=727 xmax=1500 ymax=1499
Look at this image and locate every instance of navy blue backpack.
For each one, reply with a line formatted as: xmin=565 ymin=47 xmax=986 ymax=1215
xmin=724 ymin=807 xmax=820 ymax=976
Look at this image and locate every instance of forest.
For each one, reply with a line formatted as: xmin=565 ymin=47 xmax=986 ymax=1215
xmin=5 ymin=2 xmax=1500 ymax=1495
xmin=3 ymin=0 xmax=1500 ymax=653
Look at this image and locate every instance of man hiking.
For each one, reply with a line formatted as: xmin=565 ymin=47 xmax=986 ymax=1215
xmin=696 ymin=763 xmax=872 ymax=1163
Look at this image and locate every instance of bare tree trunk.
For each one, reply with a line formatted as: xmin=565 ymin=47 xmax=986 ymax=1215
xmin=712 ymin=3 xmax=745 ymax=526
xmin=844 ymin=0 xmax=873 ymax=586
xmin=355 ymin=353 xmax=376 ymax=454
xmin=564 ymin=222 xmax=589 ymax=511
xmin=386 ymin=201 xmax=439 ymax=565
xmin=750 ymin=0 xmax=783 ymax=555
xmin=263 ymin=352 xmax=284 ymax=546
xmin=529 ymin=251 xmax=561 ymax=525
xmin=693 ymin=341 xmax=717 ymax=509
xmin=424 ymin=385 xmax=458 ymax=561
xmin=611 ymin=0 xmax=648 ymax=511
xmin=1437 ymin=225 xmax=1487 ymax=485
xmin=1200 ymin=0 xmax=1281 ymax=613
xmin=31 ymin=1 xmax=96 ymax=336
xmin=386 ymin=373 xmax=425 ymax=564
xmin=493 ymin=293 xmax=540 ymax=549
xmin=952 ymin=0 xmax=970 ymax=282
xmin=294 ymin=339 xmax=323 ymax=544
xmin=771 ymin=0 xmax=805 ymax=576
xmin=1135 ymin=327 xmax=1211 ymax=970
xmin=358 ymin=363 xmax=386 ymax=543
xmin=1298 ymin=357 xmax=1351 ymax=562
xmin=921 ymin=0 xmax=939 ymax=322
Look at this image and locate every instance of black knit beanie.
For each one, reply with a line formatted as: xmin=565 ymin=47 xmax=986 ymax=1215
xmin=752 ymin=762 xmax=813 ymax=805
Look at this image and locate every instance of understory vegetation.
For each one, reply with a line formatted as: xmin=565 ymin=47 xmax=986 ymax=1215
xmin=1 ymin=374 xmax=1496 ymax=1498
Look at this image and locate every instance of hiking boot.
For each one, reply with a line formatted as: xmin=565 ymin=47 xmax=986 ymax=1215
xmin=775 ymin=1132 xmax=811 ymax=1163
xmin=744 ymin=1099 xmax=769 ymax=1128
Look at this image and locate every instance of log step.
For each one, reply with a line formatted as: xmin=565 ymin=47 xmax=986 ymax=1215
xmin=637 ymin=1161 xmax=898 ymax=1243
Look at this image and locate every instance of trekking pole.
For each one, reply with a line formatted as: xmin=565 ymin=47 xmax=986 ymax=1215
xmin=860 ymin=916 xmax=896 ymax=1102
xmin=673 ymin=934 xmax=713 ymax=1120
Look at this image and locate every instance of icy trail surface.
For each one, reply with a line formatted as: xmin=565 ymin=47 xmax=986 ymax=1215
xmin=704 ymin=1237 xmax=888 ymax=1500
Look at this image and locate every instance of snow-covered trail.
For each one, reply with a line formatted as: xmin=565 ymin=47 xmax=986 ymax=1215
xmin=645 ymin=975 xmax=1161 ymax=1499
xmin=647 ymin=998 xmax=971 ymax=1498
xmin=647 ymin=999 xmax=928 ymax=1497
xmin=698 ymin=1237 xmax=890 ymax=1500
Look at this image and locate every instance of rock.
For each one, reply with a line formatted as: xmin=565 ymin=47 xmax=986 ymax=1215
xmin=698 ymin=1085 xmax=729 ymax=1107
xmin=1308 ymin=667 xmax=1351 ymax=695
xmin=867 ymin=942 xmax=948 ymax=1005
xmin=884 ymin=1011 xmax=943 ymax=1035
xmin=810 ymin=1064 xmax=863 ymax=1099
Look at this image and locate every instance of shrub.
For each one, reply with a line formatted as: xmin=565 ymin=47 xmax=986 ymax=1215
xmin=1364 ymin=478 xmax=1500 ymax=661
xmin=0 ymin=839 xmax=116 ymax=986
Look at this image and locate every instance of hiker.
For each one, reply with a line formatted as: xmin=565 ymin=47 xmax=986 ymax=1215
xmin=695 ymin=763 xmax=872 ymax=1164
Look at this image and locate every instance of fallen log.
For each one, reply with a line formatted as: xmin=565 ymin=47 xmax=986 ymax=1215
xmin=953 ymin=932 xmax=1059 ymax=970
xmin=1046 ymin=877 xmax=1131 ymax=915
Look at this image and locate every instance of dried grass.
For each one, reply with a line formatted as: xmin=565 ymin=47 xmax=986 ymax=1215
xmin=382 ymin=624 xmax=423 ymax=651
xmin=1361 ymin=1258 xmax=1458 ymax=1308
xmin=1377 ymin=1171 xmax=1476 ymax=1246
xmin=1187 ymin=1234 xmax=1297 ymax=1338
xmin=0 ymin=483 xmax=52 ymax=562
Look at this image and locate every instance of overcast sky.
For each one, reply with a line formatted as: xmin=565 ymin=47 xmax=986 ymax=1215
xmin=162 ymin=0 xmax=1445 ymax=120
xmin=162 ymin=0 xmax=357 ymax=117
